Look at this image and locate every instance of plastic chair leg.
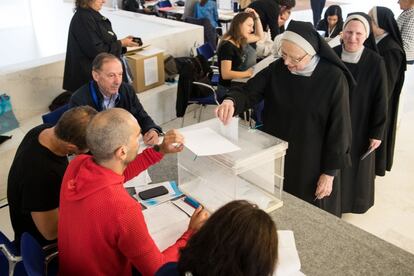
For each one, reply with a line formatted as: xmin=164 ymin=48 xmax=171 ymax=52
xmin=198 ymin=105 xmax=203 ymax=122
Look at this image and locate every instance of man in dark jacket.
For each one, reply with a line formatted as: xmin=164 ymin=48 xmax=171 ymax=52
xmin=69 ymin=53 xmax=162 ymax=145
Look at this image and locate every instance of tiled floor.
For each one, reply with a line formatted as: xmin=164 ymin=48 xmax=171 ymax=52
xmin=0 ymin=0 xmax=413 ymax=258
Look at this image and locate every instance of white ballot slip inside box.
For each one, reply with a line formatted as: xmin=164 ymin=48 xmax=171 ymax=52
xmin=219 ymin=117 xmax=239 ymax=142
xmin=180 ymin=127 xmax=241 ymax=156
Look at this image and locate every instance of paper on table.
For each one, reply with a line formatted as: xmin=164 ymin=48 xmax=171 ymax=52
xmin=181 ymin=127 xmax=240 ymax=156
xmin=143 ymin=202 xmax=190 ymax=251
xmin=144 ymin=56 xmax=158 ymax=86
xmin=123 ymin=170 xmax=152 ymax=188
xmin=274 ymin=230 xmax=303 ymax=276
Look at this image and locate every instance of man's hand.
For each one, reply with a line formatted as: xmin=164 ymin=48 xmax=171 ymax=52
xmin=315 ymin=174 xmax=334 ymax=200
xmin=159 ymin=129 xmax=184 ymax=154
xmin=143 ymin=129 xmax=159 ymax=145
xmin=188 ymin=206 xmax=209 ymax=232
xmin=215 ymin=99 xmax=235 ymax=125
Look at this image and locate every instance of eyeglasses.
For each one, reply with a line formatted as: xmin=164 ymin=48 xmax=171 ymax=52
xmin=280 ymin=51 xmax=309 ymax=64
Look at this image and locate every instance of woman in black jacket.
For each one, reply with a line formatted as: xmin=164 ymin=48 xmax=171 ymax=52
xmin=63 ymin=0 xmax=138 ymax=92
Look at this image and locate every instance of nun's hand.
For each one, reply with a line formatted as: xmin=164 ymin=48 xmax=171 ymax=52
xmin=369 ymin=138 xmax=381 ymax=151
xmin=215 ymin=99 xmax=235 ymax=125
xmin=315 ymin=174 xmax=334 ymax=200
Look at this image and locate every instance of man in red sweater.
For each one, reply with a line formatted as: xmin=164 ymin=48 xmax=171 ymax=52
xmin=58 ymin=108 xmax=209 ymax=276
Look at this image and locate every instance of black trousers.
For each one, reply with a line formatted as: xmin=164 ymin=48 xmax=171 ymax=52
xmin=310 ymin=0 xmax=326 ymax=26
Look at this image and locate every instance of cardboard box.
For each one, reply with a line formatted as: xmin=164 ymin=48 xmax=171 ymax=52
xmin=126 ymin=48 xmax=165 ymax=93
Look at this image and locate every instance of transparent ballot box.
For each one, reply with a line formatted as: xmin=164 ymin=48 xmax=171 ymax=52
xmin=178 ymin=118 xmax=288 ymax=213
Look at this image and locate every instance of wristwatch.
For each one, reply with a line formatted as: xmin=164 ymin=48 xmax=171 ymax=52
xmin=153 ymin=144 xmax=161 ymax=152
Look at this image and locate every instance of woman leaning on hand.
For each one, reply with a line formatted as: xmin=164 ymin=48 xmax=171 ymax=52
xmin=63 ymin=0 xmax=139 ymax=92
xmin=217 ymin=8 xmax=264 ymax=96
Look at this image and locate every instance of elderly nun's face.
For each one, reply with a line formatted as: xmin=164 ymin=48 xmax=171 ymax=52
xmin=280 ymin=40 xmax=312 ymax=72
xmin=342 ymin=20 xmax=367 ymax=53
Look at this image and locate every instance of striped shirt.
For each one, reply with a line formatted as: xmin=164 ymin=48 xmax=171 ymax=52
xmin=397 ymin=8 xmax=414 ymax=61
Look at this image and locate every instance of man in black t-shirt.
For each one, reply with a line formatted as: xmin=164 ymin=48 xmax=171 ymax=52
xmin=7 ymin=106 xmax=97 ymax=251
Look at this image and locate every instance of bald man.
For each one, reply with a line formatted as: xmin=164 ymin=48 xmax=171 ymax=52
xmin=57 ymin=108 xmax=209 ymax=276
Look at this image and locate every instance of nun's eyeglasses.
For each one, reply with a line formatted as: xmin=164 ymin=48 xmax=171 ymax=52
xmin=280 ymin=52 xmax=309 ymax=64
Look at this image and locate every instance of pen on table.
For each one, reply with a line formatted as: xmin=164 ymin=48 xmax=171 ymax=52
xmin=171 ymin=200 xmax=191 ymax=218
xmin=184 ymin=196 xmax=201 ymax=209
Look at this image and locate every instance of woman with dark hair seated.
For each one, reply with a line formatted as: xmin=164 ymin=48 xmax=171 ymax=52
xmin=316 ymin=5 xmax=344 ymax=40
xmin=156 ymin=200 xmax=278 ymax=276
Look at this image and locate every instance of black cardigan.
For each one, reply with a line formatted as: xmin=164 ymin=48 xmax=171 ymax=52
xmin=63 ymin=8 xmax=126 ymax=92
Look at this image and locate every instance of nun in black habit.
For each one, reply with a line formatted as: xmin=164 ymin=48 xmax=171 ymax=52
xmin=216 ymin=20 xmax=353 ymax=216
xmin=369 ymin=6 xmax=406 ymax=176
xmin=334 ymin=13 xmax=388 ymax=214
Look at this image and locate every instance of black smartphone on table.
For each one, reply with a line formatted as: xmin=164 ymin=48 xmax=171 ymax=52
xmin=132 ymin=37 xmax=143 ymax=46
xmin=138 ymin=186 xmax=168 ymax=200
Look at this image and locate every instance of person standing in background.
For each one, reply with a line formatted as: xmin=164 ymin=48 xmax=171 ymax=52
xmin=333 ymin=14 xmax=387 ymax=214
xmin=397 ymin=0 xmax=414 ymax=64
xmin=194 ymin=0 xmax=219 ymax=28
xmin=369 ymin=6 xmax=406 ymax=176
xmin=249 ymin=0 xmax=294 ymax=40
xmin=63 ymin=0 xmax=139 ymax=93
xmin=396 ymin=0 xmax=414 ymax=128
xmin=311 ymin=0 xmax=326 ymax=26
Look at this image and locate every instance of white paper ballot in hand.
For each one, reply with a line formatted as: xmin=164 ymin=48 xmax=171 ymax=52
xmin=181 ymin=127 xmax=241 ymax=156
xmin=219 ymin=117 xmax=239 ymax=142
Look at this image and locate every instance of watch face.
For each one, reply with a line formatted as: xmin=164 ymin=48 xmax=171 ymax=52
xmin=153 ymin=144 xmax=161 ymax=152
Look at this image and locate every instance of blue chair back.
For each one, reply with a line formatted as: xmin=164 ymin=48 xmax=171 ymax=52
xmin=157 ymin=0 xmax=172 ymax=8
xmin=41 ymin=104 xmax=69 ymax=125
xmin=196 ymin=43 xmax=215 ymax=60
xmin=20 ymin=233 xmax=44 ymax=276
